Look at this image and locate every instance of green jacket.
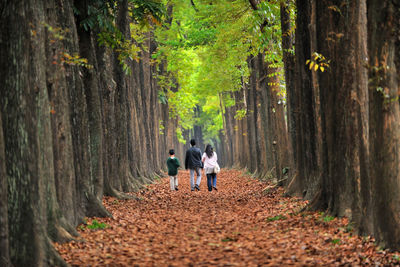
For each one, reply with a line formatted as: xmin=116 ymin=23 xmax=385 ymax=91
xmin=167 ymin=157 xmax=180 ymax=176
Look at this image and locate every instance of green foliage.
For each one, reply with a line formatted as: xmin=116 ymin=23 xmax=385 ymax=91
xmin=78 ymin=0 xmax=165 ymax=73
xmin=331 ymin=238 xmax=341 ymax=245
xmin=159 ymin=120 xmax=165 ymax=135
xmin=318 ymin=212 xmax=335 ymax=223
xmin=151 ymin=0 xmax=296 ymax=141
xmin=86 ymin=219 xmax=109 ymax=230
xmin=130 ymin=0 xmax=165 ymax=25
xmin=234 ymin=109 xmax=247 ymax=120
xmin=175 ymin=127 xmax=186 ymax=144
xmin=69 ymin=0 xmax=296 ymax=142
xmin=322 ymin=215 xmax=335 ymax=223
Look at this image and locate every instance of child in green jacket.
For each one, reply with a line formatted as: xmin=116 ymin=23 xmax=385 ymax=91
xmin=167 ymin=149 xmax=180 ymax=191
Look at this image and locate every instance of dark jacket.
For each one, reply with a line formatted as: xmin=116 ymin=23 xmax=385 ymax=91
xmin=185 ymin=146 xmax=202 ymax=169
xmin=167 ymin=157 xmax=180 ymax=176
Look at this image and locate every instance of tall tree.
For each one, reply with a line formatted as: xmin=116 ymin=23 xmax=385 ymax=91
xmin=0 ymin=1 xmax=68 ymax=264
xmin=368 ymin=0 xmax=400 ymax=249
xmin=286 ymin=0 xmax=321 ymax=198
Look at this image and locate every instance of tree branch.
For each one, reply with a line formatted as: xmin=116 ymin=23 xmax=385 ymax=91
xmin=248 ymin=0 xmax=259 ymax=10
xmin=190 ymin=0 xmax=199 ymax=12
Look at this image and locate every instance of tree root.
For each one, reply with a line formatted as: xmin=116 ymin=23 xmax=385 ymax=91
xmin=86 ymin=194 xmax=112 ymax=218
xmin=46 ymin=237 xmax=69 ymax=267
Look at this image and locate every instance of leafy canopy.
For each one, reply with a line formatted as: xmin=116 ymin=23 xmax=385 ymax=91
xmin=153 ymin=0 xmax=293 ymax=143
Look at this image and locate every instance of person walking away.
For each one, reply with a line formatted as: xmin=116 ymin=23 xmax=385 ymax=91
xmin=167 ymin=149 xmax=180 ymax=191
xmin=184 ymin=139 xmax=202 ymax=191
xmin=202 ymin=144 xmax=219 ymax=192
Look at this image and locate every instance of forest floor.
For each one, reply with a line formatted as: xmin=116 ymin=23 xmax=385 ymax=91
xmin=55 ymin=169 xmax=400 ymax=266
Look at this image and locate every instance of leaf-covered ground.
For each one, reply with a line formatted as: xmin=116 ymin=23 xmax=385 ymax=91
xmin=55 ymin=170 xmax=400 ymax=266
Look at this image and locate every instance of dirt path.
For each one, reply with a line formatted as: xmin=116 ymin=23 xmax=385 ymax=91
xmin=56 ymin=170 xmax=399 ymax=266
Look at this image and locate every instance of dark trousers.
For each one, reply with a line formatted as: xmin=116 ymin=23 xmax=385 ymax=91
xmin=206 ymin=173 xmax=217 ymax=191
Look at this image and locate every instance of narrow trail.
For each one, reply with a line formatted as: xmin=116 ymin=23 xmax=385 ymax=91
xmin=56 ymin=170 xmax=398 ymax=266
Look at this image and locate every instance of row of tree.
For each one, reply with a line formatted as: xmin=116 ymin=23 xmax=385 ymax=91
xmin=0 ymin=0 xmax=399 ymax=265
xmin=219 ymin=0 xmax=399 ymax=250
xmin=0 ymin=0 xmax=183 ymax=266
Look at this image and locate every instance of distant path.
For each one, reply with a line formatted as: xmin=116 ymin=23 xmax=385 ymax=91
xmin=56 ymin=170 xmax=398 ymax=266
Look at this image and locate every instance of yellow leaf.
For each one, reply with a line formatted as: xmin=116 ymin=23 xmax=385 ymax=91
xmin=309 ymin=62 xmax=314 ymax=70
xmin=306 ymin=59 xmax=310 ymax=65
xmin=314 ymin=64 xmax=319 ymax=71
xmin=320 ymin=66 xmax=325 ymax=72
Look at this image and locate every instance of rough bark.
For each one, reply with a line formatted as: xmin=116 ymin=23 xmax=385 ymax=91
xmin=315 ymin=0 xmax=369 ymax=222
xmin=257 ymin=53 xmax=275 ymax=178
xmin=368 ymin=0 xmax=400 ymax=249
xmin=113 ymin=0 xmax=135 ymax=192
xmin=0 ymin=112 xmax=11 ymax=267
xmin=286 ymin=0 xmax=320 ymax=198
xmin=0 ymin=1 xmax=68 ymax=265
xmin=45 ymin=0 xmax=80 ymax=230
xmin=95 ymin=32 xmax=121 ymax=197
xmin=75 ymin=0 xmax=105 ymax=204
xmin=247 ymin=57 xmax=259 ymax=173
xmin=69 ymin=0 xmax=110 ymax=216
xmin=268 ymin=65 xmax=291 ymax=184
xmin=280 ymin=0 xmax=296 ymax=183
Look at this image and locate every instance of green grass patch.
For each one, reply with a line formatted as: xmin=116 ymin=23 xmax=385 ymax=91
xmin=267 ymin=215 xmax=287 ymax=221
xmin=322 ymin=215 xmax=335 ymax=222
xmin=331 ymin=238 xmax=341 ymax=245
xmin=318 ymin=212 xmax=335 ymax=223
xmin=86 ymin=219 xmax=109 ymax=230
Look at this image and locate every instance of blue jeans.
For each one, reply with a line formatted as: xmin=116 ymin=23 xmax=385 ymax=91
xmin=206 ymin=173 xmax=217 ymax=191
xmin=189 ymin=168 xmax=202 ymax=190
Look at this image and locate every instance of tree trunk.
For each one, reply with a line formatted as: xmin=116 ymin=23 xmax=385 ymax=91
xmin=69 ymin=0 xmax=110 ymax=216
xmin=113 ymin=0 xmax=134 ymax=192
xmin=0 ymin=1 xmax=68 ymax=265
xmin=267 ymin=65 xmax=291 ymax=184
xmin=95 ymin=29 xmax=121 ymax=197
xmin=257 ymin=53 xmax=275 ymax=177
xmin=45 ymin=0 xmax=81 ymax=231
xmin=247 ymin=57 xmax=259 ymax=173
xmin=286 ymin=0 xmax=321 ymax=199
xmin=368 ymin=0 xmax=400 ymax=249
xmin=316 ymin=0 xmax=369 ymax=222
xmin=280 ymin=0 xmax=296 ymax=183
xmin=0 ymin=112 xmax=11 ymax=267
xmin=75 ymin=0 xmax=105 ymax=204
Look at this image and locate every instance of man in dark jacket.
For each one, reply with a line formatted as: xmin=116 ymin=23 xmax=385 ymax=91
xmin=185 ymin=139 xmax=202 ymax=191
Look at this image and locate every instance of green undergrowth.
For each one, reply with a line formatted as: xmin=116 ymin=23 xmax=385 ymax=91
xmin=79 ymin=219 xmax=109 ymax=231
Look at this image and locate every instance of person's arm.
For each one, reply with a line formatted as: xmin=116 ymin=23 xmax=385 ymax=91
xmin=184 ymin=151 xmax=189 ymax=169
xmin=197 ymin=149 xmax=203 ymax=168
xmin=175 ymin=158 xmax=180 ymax=168
xmin=202 ymin=152 xmax=206 ymax=163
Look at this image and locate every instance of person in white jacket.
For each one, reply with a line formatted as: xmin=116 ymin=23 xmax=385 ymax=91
xmin=202 ymin=144 xmax=219 ymax=192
